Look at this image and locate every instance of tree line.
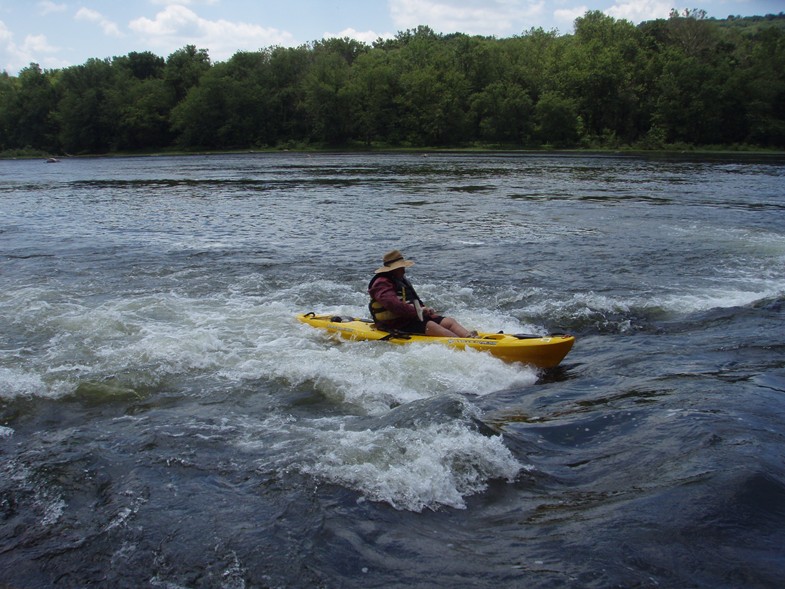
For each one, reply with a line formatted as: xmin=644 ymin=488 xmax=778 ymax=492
xmin=1 ymin=10 xmax=784 ymax=155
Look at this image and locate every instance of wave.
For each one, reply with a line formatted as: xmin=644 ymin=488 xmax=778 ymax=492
xmin=2 ymin=260 xmax=781 ymax=405
xmin=521 ymin=279 xmax=785 ymax=335
xmin=237 ymin=394 xmax=526 ymax=512
xmin=0 ymin=283 xmax=539 ymax=405
xmin=300 ymin=418 xmax=522 ymax=511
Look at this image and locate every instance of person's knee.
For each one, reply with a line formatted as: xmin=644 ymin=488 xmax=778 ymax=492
xmin=426 ymin=321 xmax=450 ymax=337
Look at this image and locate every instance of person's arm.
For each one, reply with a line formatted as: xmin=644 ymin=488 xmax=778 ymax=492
xmin=370 ymin=277 xmax=419 ymax=318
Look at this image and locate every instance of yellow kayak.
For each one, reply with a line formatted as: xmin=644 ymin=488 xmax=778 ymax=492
xmin=297 ymin=313 xmax=574 ymax=369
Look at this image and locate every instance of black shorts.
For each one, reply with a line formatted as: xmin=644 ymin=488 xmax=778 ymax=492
xmin=382 ymin=315 xmax=444 ymax=335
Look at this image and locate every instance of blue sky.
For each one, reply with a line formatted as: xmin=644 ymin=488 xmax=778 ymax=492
xmin=1 ymin=0 xmax=782 ymax=74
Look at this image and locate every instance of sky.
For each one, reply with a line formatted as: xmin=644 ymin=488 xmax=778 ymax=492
xmin=1 ymin=0 xmax=782 ymax=74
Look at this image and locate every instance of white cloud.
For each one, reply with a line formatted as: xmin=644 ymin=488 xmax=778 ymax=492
xmin=389 ymin=0 xmax=546 ymax=36
xmin=75 ymin=7 xmax=124 ymax=37
xmin=0 ymin=20 xmax=64 ymax=73
xmin=0 ymin=20 xmax=12 ymax=45
xmin=37 ymin=1 xmax=67 ymax=16
xmin=129 ymin=5 xmax=296 ymax=61
xmin=322 ymin=27 xmax=395 ymax=44
xmin=554 ymin=5 xmax=588 ymax=27
xmin=605 ymin=0 xmax=672 ymax=23
xmin=0 ymin=21 xmax=17 ymax=72
xmin=21 ymin=33 xmax=59 ymax=54
xmin=150 ymin=0 xmax=219 ymax=4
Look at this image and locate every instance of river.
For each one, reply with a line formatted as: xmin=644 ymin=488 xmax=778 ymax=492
xmin=1 ymin=152 xmax=784 ymax=588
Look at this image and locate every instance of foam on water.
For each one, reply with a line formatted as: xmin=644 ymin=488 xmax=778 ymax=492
xmin=235 ymin=397 xmax=525 ymax=511
xmin=0 ymin=282 xmax=539 ymax=409
xmin=657 ymin=287 xmax=782 ymax=314
xmin=243 ymin=318 xmax=539 ymax=414
xmin=301 ymin=420 xmax=523 ymax=511
xmin=523 ymin=271 xmax=785 ymax=333
xmin=4 ymin=250 xmax=782 ymax=406
xmin=0 ymin=366 xmax=50 ymax=400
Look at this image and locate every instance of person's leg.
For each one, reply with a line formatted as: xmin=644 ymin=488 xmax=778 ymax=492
xmin=439 ymin=317 xmax=476 ymax=337
xmin=425 ymin=317 xmax=475 ymax=337
xmin=425 ymin=320 xmax=459 ymax=337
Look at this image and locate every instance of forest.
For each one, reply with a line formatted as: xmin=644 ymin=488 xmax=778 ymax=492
xmin=1 ymin=9 xmax=784 ymax=155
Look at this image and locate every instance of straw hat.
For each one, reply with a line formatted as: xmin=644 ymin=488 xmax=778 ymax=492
xmin=374 ymin=250 xmax=415 ymax=274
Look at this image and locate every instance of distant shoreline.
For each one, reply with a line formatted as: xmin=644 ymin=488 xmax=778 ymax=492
xmin=4 ymin=146 xmax=785 ymax=162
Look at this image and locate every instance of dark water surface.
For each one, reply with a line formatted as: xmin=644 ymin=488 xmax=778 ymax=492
xmin=1 ymin=152 xmax=784 ymax=588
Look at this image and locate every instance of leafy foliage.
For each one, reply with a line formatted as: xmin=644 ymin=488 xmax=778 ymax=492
xmin=2 ymin=12 xmax=784 ymax=154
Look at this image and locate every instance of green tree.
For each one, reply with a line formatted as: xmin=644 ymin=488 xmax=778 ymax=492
xmin=170 ymin=71 xmax=227 ymax=148
xmin=117 ymin=77 xmax=174 ymax=150
xmin=57 ymin=58 xmax=122 ymax=153
xmin=559 ymin=11 xmax=646 ymax=145
xmin=667 ymin=8 xmax=716 ymax=57
xmin=3 ymin=11 xmax=784 ymax=154
xmin=267 ymin=45 xmax=312 ymax=143
xmin=172 ymin=51 xmax=281 ymax=149
xmin=652 ymin=52 xmax=728 ymax=144
xmin=114 ymin=51 xmax=165 ymax=80
xmin=534 ymin=91 xmax=579 ymax=146
xmin=111 ymin=51 xmax=173 ymax=150
xmin=312 ymin=37 xmax=367 ymax=65
xmin=303 ymin=46 xmax=353 ymax=144
xmin=447 ymin=34 xmax=499 ymax=93
xmin=393 ymin=27 xmax=472 ymax=145
xmin=396 ymin=64 xmax=471 ymax=145
xmin=165 ymin=45 xmax=211 ymax=102
xmin=0 ymin=72 xmax=13 ymax=150
xmin=7 ymin=64 xmax=59 ymax=151
xmin=471 ymin=80 xmax=534 ymax=144
xmin=220 ymin=51 xmax=278 ymax=147
xmin=500 ymin=28 xmax=560 ymax=101
xmin=739 ymin=26 xmax=785 ymax=146
xmin=344 ymin=49 xmax=398 ymax=145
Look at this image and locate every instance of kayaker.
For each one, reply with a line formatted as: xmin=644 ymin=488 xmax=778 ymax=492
xmin=368 ymin=250 xmax=477 ymax=337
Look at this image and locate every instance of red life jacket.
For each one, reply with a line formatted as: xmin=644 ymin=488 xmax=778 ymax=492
xmin=367 ymin=274 xmax=422 ymax=322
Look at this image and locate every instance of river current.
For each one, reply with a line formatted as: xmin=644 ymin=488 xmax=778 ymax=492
xmin=1 ymin=152 xmax=784 ymax=588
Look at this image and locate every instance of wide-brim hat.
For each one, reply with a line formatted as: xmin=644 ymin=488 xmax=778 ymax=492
xmin=374 ymin=249 xmax=415 ymax=274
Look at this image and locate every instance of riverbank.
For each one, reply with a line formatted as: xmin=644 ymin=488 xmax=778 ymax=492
xmin=4 ymin=143 xmax=785 ymax=162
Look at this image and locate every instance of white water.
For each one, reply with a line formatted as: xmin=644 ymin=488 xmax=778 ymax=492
xmin=2 ymin=153 xmax=785 ymax=589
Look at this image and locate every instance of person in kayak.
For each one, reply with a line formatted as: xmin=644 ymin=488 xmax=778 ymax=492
xmin=368 ymin=250 xmax=477 ymax=337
